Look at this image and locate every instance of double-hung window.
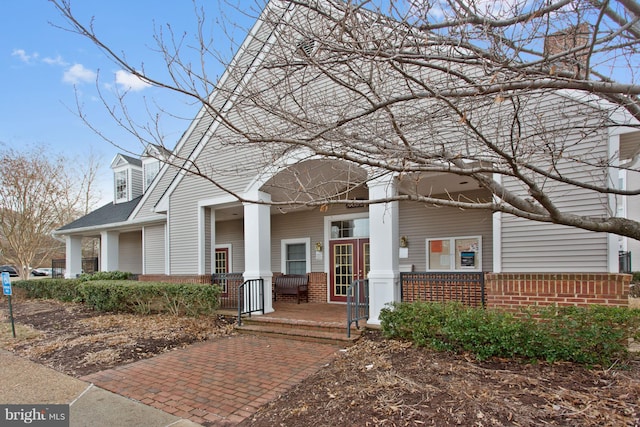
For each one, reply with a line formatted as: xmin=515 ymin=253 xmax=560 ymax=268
xmin=281 ymin=238 xmax=311 ymax=274
xmin=115 ymin=170 xmax=128 ymax=202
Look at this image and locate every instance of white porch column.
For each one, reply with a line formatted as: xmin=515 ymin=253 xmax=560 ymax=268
xmin=243 ymin=191 xmax=273 ymax=314
xmin=65 ymin=235 xmax=83 ymax=279
xmin=367 ymin=175 xmax=400 ymax=325
xmin=100 ymin=230 xmax=120 ymax=272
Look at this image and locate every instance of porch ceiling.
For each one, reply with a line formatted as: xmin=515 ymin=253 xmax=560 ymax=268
xmin=397 ymin=172 xmax=485 ymax=197
xmin=214 ymin=166 xmax=486 ymax=222
xmin=260 ymin=158 xmax=368 ymax=208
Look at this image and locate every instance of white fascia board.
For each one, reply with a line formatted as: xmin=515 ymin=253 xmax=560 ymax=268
xmin=154 ymin=1 xmax=296 ymax=213
xmin=198 ymin=194 xmax=239 ymax=208
xmin=110 ymin=154 xmax=128 ymax=169
xmin=52 ymin=215 xmax=167 ymax=237
xmin=556 ymin=89 xmax=640 ymax=126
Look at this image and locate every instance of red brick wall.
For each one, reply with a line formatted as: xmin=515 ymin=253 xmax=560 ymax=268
xmin=485 ymin=273 xmax=631 ymax=311
xmin=308 ymin=272 xmax=327 ymax=303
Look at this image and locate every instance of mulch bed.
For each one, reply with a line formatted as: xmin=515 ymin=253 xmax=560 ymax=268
xmin=1 ymin=299 xmax=639 ymax=426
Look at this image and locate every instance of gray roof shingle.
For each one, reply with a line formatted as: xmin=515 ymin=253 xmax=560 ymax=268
xmin=56 ymin=196 xmax=143 ymax=232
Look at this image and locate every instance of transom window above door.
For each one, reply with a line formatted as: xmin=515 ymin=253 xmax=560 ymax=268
xmin=330 ymin=218 xmax=369 ymax=239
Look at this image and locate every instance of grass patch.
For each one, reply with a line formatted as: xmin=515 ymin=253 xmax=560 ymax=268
xmin=0 ymin=322 xmax=42 ymax=348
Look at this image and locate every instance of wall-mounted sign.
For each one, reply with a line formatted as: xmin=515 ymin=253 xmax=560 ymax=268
xmin=460 ymin=251 xmax=476 ymax=268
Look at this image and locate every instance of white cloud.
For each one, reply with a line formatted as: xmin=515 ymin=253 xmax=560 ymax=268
xmin=12 ymin=49 xmax=39 ymax=64
xmin=42 ymin=55 xmax=68 ymax=66
xmin=63 ymin=63 xmax=97 ymax=85
xmin=115 ymin=70 xmax=151 ymax=92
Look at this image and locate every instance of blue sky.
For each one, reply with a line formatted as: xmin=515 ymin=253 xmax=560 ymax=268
xmin=0 ymin=1 xmax=254 ymax=205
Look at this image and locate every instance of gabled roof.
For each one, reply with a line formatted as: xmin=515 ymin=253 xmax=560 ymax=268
xmin=111 ymin=153 xmax=142 ymax=169
xmin=142 ymin=143 xmax=171 ymax=159
xmin=56 ymin=196 xmax=142 ymax=232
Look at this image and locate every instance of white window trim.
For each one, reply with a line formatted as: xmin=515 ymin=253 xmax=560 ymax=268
xmin=425 ymin=235 xmax=482 ymax=272
xmin=280 ymin=238 xmax=311 ymax=274
xmin=114 ymin=169 xmax=128 ymax=203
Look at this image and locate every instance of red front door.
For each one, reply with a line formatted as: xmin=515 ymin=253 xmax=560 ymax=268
xmin=329 ymin=239 xmax=369 ymax=302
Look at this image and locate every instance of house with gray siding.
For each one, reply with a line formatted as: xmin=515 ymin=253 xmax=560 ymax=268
xmin=55 ymin=0 xmax=636 ymax=323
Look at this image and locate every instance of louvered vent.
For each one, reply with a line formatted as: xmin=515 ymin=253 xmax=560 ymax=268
xmin=295 ymin=38 xmax=316 ymax=57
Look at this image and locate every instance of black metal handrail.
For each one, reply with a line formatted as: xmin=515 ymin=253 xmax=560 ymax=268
xmin=237 ymin=278 xmax=264 ymax=326
xmin=347 ymin=279 xmax=369 ymax=338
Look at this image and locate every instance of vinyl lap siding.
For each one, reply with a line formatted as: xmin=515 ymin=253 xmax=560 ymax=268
xmin=500 ymin=94 xmax=610 ymax=272
xmin=144 ymin=224 xmax=166 ymax=274
xmin=133 ymin=114 xmax=215 ymax=220
xmin=399 ymin=194 xmax=493 ymax=272
xmin=215 ymin=219 xmax=244 ymax=273
xmin=119 ymin=231 xmax=142 ymax=274
xmin=271 ymin=210 xmax=326 ymax=273
xmin=169 ymin=192 xmax=200 ymax=274
xmin=131 ymin=168 xmax=143 ymax=199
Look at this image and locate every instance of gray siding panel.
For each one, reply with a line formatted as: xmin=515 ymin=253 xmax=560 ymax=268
xmin=131 ymin=168 xmax=143 ymax=199
xmin=119 ymin=231 xmax=142 ymax=274
xmin=271 ymin=210 xmax=326 ymax=273
xmin=169 ymin=193 xmax=200 ymax=274
xmin=501 ymin=217 xmax=608 ymax=272
xmin=399 ymin=193 xmax=494 ymax=272
xmin=215 ymin=219 xmax=245 ymax=273
xmin=499 ymin=93 xmax=611 ymax=272
xmin=144 ymin=224 xmax=166 ymax=274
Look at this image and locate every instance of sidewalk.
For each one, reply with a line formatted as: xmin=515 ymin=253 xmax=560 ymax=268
xmin=0 ymin=349 xmax=199 ymax=427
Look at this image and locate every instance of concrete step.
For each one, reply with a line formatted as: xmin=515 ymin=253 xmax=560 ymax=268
xmin=240 ymin=315 xmax=356 ymax=335
xmin=236 ymin=322 xmax=361 ymax=345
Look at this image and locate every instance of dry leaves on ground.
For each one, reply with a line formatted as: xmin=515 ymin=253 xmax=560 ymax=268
xmin=0 ymin=299 xmax=235 ymax=376
xmin=241 ymin=331 xmax=640 ymax=427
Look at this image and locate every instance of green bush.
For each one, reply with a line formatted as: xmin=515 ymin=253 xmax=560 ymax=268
xmin=78 ymin=280 xmax=220 ymax=316
xmin=380 ymin=301 xmax=640 ymax=366
xmin=11 ymin=278 xmax=82 ymax=302
xmin=78 ymin=271 xmax=134 ymax=282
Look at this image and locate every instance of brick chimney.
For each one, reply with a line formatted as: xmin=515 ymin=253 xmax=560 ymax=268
xmin=544 ymin=23 xmax=590 ymax=77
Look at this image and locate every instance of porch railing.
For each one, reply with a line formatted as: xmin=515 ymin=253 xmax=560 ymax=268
xmin=400 ymin=272 xmax=485 ymax=307
xmin=51 ymin=257 xmax=98 ymax=278
xmin=237 ymin=278 xmax=264 ymax=326
xmin=347 ymin=279 xmax=369 ymax=338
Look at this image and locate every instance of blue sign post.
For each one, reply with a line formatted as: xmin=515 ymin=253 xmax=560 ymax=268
xmin=2 ymin=272 xmax=16 ymax=338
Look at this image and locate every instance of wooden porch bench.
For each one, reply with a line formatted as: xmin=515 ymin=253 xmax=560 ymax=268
xmin=274 ymin=274 xmax=309 ymax=304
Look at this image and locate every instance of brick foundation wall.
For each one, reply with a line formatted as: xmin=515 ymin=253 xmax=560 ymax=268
xmin=138 ymin=274 xmax=211 ymax=284
xmin=308 ymin=272 xmax=328 ymax=303
xmin=485 ymin=273 xmax=631 ymax=311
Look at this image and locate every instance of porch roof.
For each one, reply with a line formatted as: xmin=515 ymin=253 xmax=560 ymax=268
xmin=56 ymin=196 xmax=142 ymax=232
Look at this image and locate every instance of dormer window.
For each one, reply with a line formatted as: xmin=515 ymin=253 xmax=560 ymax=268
xmin=144 ymin=160 xmax=160 ymax=191
xmin=111 ymin=153 xmax=143 ymax=204
xmin=115 ymin=170 xmax=128 ymax=202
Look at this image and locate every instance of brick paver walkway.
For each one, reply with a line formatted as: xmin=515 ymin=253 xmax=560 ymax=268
xmin=81 ymin=335 xmax=339 ymax=425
